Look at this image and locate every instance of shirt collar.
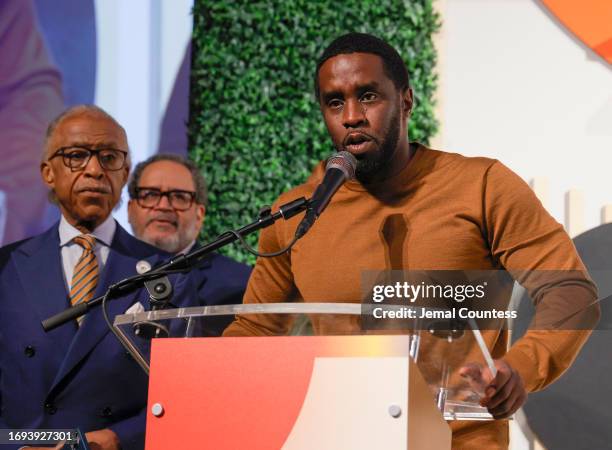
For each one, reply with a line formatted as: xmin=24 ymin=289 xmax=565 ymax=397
xmin=59 ymin=214 xmax=116 ymax=247
xmin=177 ymin=240 xmax=196 ymax=255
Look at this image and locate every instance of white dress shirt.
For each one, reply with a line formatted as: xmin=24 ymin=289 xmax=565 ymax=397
xmin=59 ymin=215 xmax=116 ymax=291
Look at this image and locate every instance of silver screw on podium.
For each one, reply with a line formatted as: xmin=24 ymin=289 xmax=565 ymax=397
xmin=388 ymin=404 xmax=402 ymax=418
xmin=151 ymin=403 xmax=164 ymax=417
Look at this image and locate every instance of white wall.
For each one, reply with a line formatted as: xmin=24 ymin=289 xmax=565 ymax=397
xmin=436 ymin=0 xmax=612 ymax=234
xmin=93 ymin=0 xmax=193 ymax=230
xmin=436 ymin=1 xmax=612 ymax=447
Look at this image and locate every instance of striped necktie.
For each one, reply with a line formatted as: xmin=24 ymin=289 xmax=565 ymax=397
xmin=70 ymin=234 xmax=99 ymax=324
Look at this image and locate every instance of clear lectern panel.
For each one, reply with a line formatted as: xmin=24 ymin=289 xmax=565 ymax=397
xmin=114 ymin=303 xmax=498 ymax=420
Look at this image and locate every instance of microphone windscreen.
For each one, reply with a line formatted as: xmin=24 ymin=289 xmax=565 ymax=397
xmin=326 ymin=151 xmax=357 ymax=180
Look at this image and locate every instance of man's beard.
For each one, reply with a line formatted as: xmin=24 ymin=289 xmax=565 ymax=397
xmin=148 ymin=233 xmax=181 ymax=254
xmin=352 ymin=108 xmax=401 ymax=183
xmin=141 ymin=219 xmax=200 ymax=254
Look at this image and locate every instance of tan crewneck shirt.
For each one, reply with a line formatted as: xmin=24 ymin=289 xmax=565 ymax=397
xmin=226 ymin=144 xmax=597 ymax=448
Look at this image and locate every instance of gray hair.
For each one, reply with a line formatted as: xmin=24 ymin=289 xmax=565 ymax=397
xmin=43 ymin=105 xmax=130 ymax=204
xmin=128 ymin=153 xmax=208 ymax=206
xmin=43 ymin=104 xmax=129 ymax=162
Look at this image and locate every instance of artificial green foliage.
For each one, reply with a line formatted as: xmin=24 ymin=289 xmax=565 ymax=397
xmin=189 ymin=0 xmax=440 ymax=264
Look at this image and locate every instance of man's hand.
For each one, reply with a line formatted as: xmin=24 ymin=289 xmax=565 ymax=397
xmin=459 ymin=359 xmax=527 ymax=419
xmin=84 ymin=429 xmax=121 ymax=450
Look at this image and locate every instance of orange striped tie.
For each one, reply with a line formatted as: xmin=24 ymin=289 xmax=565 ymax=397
xmin=70 ymin=235 xmax=99 ymax=324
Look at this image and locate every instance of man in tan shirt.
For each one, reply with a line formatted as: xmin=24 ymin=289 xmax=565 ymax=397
xmin=225 ymin=33 xmax=598 ymax=448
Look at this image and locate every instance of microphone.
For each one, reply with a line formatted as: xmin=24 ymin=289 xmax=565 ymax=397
xmin=295 ymin=151 xmax=357 ymax=239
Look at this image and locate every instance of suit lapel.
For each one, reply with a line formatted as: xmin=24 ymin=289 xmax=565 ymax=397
xmin=51 ymin=225 xmax=162 ymax=389
xmin=13 ymin=225 xmax=77 ymax=347
xmin=191 ymin=244 xmax=211 ymax=292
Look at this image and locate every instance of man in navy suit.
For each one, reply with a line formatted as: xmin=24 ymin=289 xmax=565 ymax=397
xmin=0 ymin=105 xmax=193 ymax=450
xmin=127 ymin=154 xmax=251 ymax=335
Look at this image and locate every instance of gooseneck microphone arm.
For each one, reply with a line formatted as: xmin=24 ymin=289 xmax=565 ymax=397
xmin=41 ymin=196 xmax=309 ymax=332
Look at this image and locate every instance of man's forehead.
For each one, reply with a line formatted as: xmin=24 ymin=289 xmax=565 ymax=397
xmin=53 ymin=113 xmax=126 ymax=146
xmin=318 ymin=52 xmax=387 ymax=90
xmin=140 ymin=161 xmax=195 ymax=189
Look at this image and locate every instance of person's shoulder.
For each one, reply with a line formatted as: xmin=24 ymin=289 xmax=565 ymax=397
xmin=0 ymin=224 xmax=57 ymax=257
xmin=0 ymin=236 xmax=32 ymax=255
xmin=574 ymin=223 xmax=612 ymax=255
xmin=0 ymin=225 xmax=59 ymax=271
xmin=0 ymin=236 xmax=32 ymax=266
xmin=421 ymin=145 xmax=498 ymax=173
xmin=273 ymin=161 xmax=326 ymax=207
xmin=111 ymin=223 xmax=171 ymax=259
xmin=207 ymin=252 xmax=252 ymax=276
xmin=422 ymin=146 xmax=530 ymax=193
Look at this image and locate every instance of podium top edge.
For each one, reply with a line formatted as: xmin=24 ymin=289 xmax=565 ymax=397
xmin=113 ymin=302 xmax=364 ymax=325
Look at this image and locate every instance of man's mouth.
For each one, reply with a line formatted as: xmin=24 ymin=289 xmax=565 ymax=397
xmin=343 ymin=132 xmax=374 ymax=154
xmin=77 ymin=186 xmax=111 ymax=196
xmin=147 ymin=216 xmax=178 ymax=229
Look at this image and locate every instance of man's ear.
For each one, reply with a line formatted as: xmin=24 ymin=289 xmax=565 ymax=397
xmin=40 ymin=161 xmax=55 ymax=188
xmin=196 ymin=204 xmax=206 ymax=225
xmin=127 ymin=199 xmax=135 ymax=224
xmin=121 ymin=166 xmax=130 ymax=185
xmin=402 ymin=88 xmax=414 ymax=118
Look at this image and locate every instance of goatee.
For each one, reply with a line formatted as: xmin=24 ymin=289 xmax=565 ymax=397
xmin=354 ymin=109 xmax=401 ymax=183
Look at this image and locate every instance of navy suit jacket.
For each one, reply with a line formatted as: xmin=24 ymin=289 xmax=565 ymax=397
xmin=188 ymin=246 xmax=251 ymax=335
xmin=0 ymin=222 xmax=196 ymax=450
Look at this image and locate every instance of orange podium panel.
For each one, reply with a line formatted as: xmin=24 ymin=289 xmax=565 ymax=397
xmin=145 ymin=335 xmax=451 ymax=450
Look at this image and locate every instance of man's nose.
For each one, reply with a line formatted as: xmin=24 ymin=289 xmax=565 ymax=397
xmin=83 ymin=153 xmax=104 ymax=178
xmin=154 ymin=193 xmax=173 ymax=210
xmin=342 ymin=99 xmax=367 ymax=128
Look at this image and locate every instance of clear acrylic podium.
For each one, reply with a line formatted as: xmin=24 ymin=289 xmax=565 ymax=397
xmin=114 ymin=303 xmax=497 ymax=449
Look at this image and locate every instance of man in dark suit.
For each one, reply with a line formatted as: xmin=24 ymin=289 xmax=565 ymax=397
xmin=0 ymin=105 xmax=194 ymax=450
xmin=127 ymin=154 xmax=251 ymax=335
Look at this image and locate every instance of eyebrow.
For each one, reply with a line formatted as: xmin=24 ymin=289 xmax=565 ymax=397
xmin=321 ymin=90 xmax=343 ymax=104
xmin=137 ymin=186 xmax=194 ymax=193
xmin=356 ymin=82 xmax=381 ymax=94
xmin=321 ymin=81 xmax=382 ymax=104
xmin=65 ymin=141 xmax=123 ymax=149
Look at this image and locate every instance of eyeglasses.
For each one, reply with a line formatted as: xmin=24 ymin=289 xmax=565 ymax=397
xmin=134 ymin=188 xmax=196 ymax=211
xmin=49 ymin=146 xmax=128 ymax=171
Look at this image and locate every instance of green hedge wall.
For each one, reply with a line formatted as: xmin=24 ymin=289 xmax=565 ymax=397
xmin=189 ymin=0 xmax=440 ymax=264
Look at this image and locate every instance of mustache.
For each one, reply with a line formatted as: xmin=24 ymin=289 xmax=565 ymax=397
xmin=146 ymin=213 xmax=178 ymax=227
xmin=76 ymin=184 xmax=111 ymax=194
xmin=342 ymin=131 xmax=377 ymax=147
